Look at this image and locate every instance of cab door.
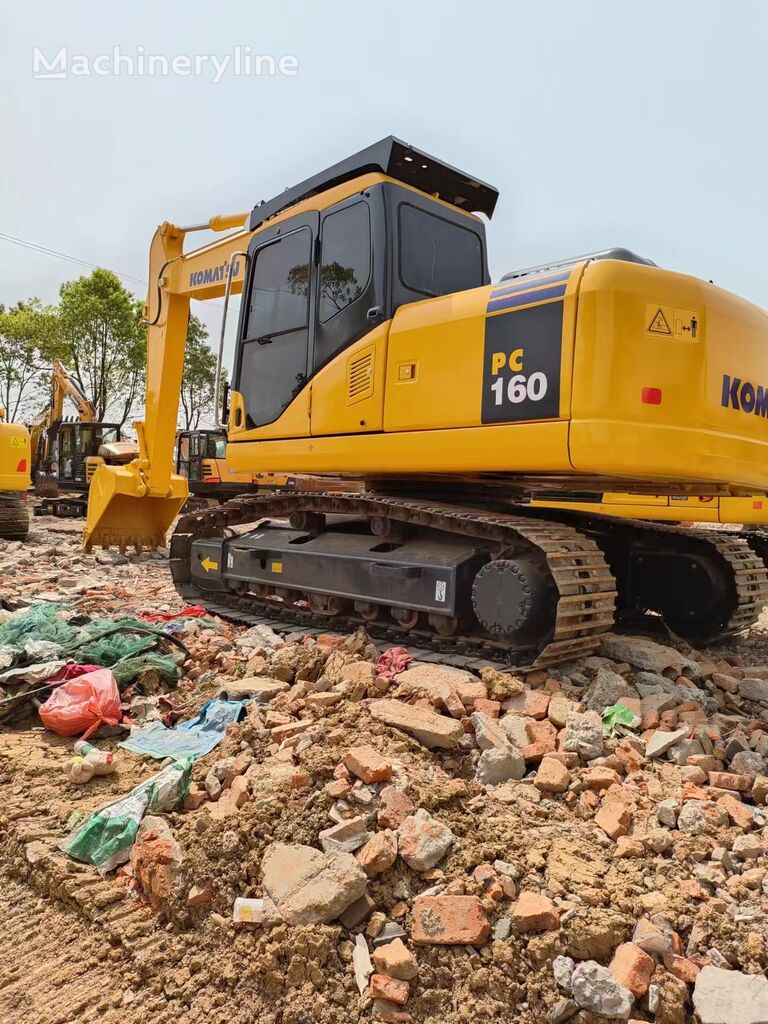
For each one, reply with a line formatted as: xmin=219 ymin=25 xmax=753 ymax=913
xmin=234 ymin=214 xmax=318 ymax=439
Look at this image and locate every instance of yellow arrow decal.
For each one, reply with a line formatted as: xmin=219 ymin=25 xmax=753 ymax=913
xmin=200 ymin=556 xmax=219 ymax=572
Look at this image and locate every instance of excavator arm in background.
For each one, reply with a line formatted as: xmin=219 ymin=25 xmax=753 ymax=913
xmin=84 ymin=213 xmax=250 ymax=551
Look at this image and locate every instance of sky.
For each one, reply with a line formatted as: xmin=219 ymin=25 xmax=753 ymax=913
xmin=1 ymin=1 xmax=766 ymax=369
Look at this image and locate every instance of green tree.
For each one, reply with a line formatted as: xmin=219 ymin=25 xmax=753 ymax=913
xmin=0 ymin=299 xmax=60 ymax=421
xmin=180 ymin=315 xmax=220 ymax=430
xmin=57 ymin=268 xmax=145 ymax=427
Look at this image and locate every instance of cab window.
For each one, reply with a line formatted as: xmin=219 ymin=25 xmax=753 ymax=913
xmin=319 ymin=202 xmax=371 ymax=323
xmin=399 ymin=203 xmax=483 ymax=297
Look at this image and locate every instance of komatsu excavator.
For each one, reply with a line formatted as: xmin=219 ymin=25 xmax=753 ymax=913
xmin=84 ymin=137 xmax=768 ymax=667
xmin=0 ymin=409 xmax=31 ymax=539
xmin=32 ymin=360 xmax=138 ymax=516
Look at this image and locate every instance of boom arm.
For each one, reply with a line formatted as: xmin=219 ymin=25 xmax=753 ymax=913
xmin=84 ymin=211 xmax=250 ymax=551
xmin=51 ymin=360 xmax=97 ymax=422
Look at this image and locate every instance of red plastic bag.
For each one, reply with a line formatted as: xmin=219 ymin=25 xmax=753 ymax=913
xmin=39 ymin=668 xmax=121 ymax=738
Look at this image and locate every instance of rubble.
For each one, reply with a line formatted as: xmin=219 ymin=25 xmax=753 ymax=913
xmin=7 ymin=524 xmax=768 ymax=1022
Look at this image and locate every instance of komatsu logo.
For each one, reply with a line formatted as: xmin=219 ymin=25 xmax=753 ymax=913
xmin=721 ymin=374 xmax=768 ymax=417
xmin=189 ymin=258 xmax=241 ymax=288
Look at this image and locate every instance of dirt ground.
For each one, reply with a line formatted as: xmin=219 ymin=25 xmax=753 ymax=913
xmin=2 ymin=517 xmax=768 ymax=1024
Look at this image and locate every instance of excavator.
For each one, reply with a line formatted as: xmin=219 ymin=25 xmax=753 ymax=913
xmin=32 ymin=359 xmax=138 ymax=516
xmin=84 ymin=137 xmax=768 ymax=667
xmin=0 ymin=409 xmax=31 ymax=540
xmin=175 ymin=427 xmax=352 ymax=510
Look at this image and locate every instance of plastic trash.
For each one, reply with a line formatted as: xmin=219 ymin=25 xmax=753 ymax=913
xmin=60 ymin=758 xmax=192 ymax=873
xmin=38 ymin=668 xmax=121 ymax=738
xmin=233 ymin=897 xmax=264 ymax=924
xmin=602 ymin=703 xmax=641 ymax=736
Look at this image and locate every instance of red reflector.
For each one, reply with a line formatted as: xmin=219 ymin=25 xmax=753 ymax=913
xmin=754 ymin=501 xmax=763 ymax=510
xmin=16 ymin=458 xmax=27 ymax=472
xmin=641 ymin=387 xmax=662 ymax=405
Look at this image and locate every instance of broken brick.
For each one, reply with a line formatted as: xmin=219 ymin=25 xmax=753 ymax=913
xmin=411 ymin=895 xmax=490 ymax=945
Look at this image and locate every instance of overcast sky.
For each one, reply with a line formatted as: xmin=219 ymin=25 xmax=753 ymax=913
xmin=1 ymin=1 xmax=766 ymax=361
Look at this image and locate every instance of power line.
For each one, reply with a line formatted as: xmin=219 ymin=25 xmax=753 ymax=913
xmin=0 ymin=232 xmax=147 ymax=287
xmin=0 ymin=231 xmax=228 ymax=310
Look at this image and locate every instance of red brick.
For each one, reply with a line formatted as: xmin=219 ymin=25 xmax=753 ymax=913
xmin=345 ymin=744 xmax=392 ymax=784
xmin=411 ymin=895 xmax=490 ymax=945
xmin=368 ymin=974 xmax=410 ymax=1005
xmin=534 ymin=757 xmax=570 ymax=794
xmin=615 ymin=836 xmax=645 ymax=858
xmin=183 ymin=783 xmax=207 ymax=810
xmin=584 ymin=767 xmax=622 ymax=790
xmin=708 ymin=771 xmax=751 ymax=793
xmin=473 ymin=698 xmax=501 ymax=718
xmin=325 ymin=778 xmax=351 ymax=799
xmin=609 ymin=942 xmax=655 ymax=997
xmin=511 ymin=891 xmax=560 ymax=933
xmin=187 ymin=880 xmax=215 ymax=907
xmin=718 ymin=793 xmax=754 ymax=829
xmin=378 ymin=786 xmax=416 ymax=830
xmin=356 ymin=830 xmax=398 ymax=877
xmin=595 ymin=801 xmax=631 ymax=840
xmin=372 ymin=938 xmax=419 ymax=981
xmin=504 ymin=690 xmax=550 ymax=720
xmin=663 ymin=954 xmax=700 ymax=983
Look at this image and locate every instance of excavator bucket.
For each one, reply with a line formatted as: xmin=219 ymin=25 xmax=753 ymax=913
xmin=83 ymin=463 xmax=188 ymax=553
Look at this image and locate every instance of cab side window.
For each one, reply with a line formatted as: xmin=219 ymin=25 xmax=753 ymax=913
xmin=398 ymin=203 xmax=483 ymax=298
xmin=319 ymin=202 xmax=371 ymax=323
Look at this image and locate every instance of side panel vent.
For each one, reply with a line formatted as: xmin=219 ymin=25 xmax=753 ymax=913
xmin=347 ymin=348 xmax=374 ymax=404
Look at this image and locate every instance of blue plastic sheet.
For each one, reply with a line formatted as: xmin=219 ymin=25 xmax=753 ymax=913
xmin=119 ymin=699 xmax=247 ymax=760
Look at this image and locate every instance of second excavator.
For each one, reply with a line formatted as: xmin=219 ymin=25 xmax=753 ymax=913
xmin=84 ymin=137 xmax=768 ymax=666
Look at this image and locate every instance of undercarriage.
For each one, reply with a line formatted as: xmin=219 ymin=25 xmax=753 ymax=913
xmin=169 ymin=492 xmax=768 ymax=668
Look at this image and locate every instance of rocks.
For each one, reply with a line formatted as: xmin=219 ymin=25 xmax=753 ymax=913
xmin=470 ymin=711 xmax=515 ymax=751
xmin=319 ymin=816 xmax=373 ymax=854
xmin=398 ymin=809 xmax=454 ymax=871
xmin=553 ymin=955 xmax=575 ymax=990
xmin=692 ymin=965 xmax=768 ymax=1024
xmin=584 ymin=667 xmax=632 ymax=713
xmin=357 ymin=830 xmax=398 ymax=877
xmin=378 ymin=786 xmax=416 ymax=829
xmin=534 ymin=757 xmax=571 ymax=793
xmin=730 ymin=750 xmax=766 ymax=779
xmin=677 ymin=800 xmax=729 ymax=835
xmin=570 ymin=960 xmax=634 ymax=1020
xmin=739 ymin=678 xmax=768 ymax=705
xmin=656 ymin=797 xmax=680 ymax=826
xmin=345 ymin=745 xmax=392 ymax=784
xmin=261 ymin=842 xmax=368 ymax=925
xmin=599 ymin=635 xmax=698 ymax=677
xmin=512 ymin=892 xmax=560 ymax=933
xmin=372 ymin=938 xmax=419 ymax=980
xmin=220 ymin=675 xmax=289 ymax=701
xmin=411 ymin=895 xmax=490 ymax=945
xmin=369 ymin=699 xmax=463 ymax=749
xmin=562 ymin=710 xmax=604 ymax=760
xmin=608 ymin=942 xmax=654 ymax=997
xmin=475 ymin=745 xmax=525 ymax=784
xmin=645 ymin=727 xmax=689 ymax=759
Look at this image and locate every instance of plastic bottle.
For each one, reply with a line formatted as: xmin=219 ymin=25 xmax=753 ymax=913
xmin=233 ymin=897 xmax=264 ymax=924
xmin=73 ymin=740 xmax=116 ymax=776
xmin=66 ymin=755 xmax=95 ymax=784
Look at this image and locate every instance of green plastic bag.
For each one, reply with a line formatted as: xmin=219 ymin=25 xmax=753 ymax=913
xmin=60 ymin=758 xmax=192 ymax=874
xmin=602 ymin=703 xmax=641 ymax=737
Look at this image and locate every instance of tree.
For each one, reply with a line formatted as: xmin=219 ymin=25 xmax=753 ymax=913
xmin=0 ymin=299 xmax=59 ymax=421
xmin=56 ymin=269 xmax=146 ymax=427
xmin=180 ymin=315 xmax=220 ymax=430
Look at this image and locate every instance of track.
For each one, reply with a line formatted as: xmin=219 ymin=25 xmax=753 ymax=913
xmin=170 ymin=493 xmax=618 ymax=669
xmin=0 ymin=493 xmax=29 ymax=540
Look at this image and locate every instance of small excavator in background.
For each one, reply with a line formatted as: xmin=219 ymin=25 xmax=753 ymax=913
xmin=31 ymin=359 xmax=138 ymax=517
xmin=84 ymin=137 xmax=768 ymax=666
xmin=0 ymin=409 xmax=31 ymax=540
xmin=176 ymin=427 xmax=358 ymax=511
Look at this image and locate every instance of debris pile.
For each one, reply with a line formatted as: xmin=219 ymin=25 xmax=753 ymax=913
xmin=3 ymin=526 xmax=768 ymax=1022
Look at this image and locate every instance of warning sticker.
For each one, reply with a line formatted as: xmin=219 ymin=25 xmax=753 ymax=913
xmin=645 ymin=303 xmax=701 ymax=341
xmin=9 ymin=436 xmax=23 ymax=447
xmin=646 ymin=304 xmax=672 ymax=335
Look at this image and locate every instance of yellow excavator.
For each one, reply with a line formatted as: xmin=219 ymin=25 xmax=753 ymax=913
xmin=32 ymin=359 xmax=138 ymax=516
xmin=175 ymin=427 xmax=353 ymax=510
xmin=84 ymin=137 xmax=768 ymax=666
xmin=0 ymin=409 xmax=31 ymax=540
